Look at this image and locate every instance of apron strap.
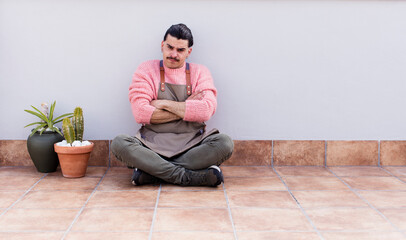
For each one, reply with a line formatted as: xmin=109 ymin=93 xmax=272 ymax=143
xmin=186 ymin=63 xmax=191 ymax=96
xmin=159 ymin=60 xmax=192 ymax=96
xmin=159 ymin=60 xmax=165 ymax=92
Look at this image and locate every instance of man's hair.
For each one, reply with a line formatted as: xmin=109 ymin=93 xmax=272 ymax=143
xmin=163 ymin=24 xmax=194 ymax=47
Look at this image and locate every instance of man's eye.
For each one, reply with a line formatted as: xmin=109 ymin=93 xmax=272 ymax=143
xmin=178 ymin=49 xmax=185 ymax=52
xmin=168 ymin=46 xmax=173 ymax=50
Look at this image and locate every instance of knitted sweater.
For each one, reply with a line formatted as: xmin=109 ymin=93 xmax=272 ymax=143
xmin=129 ymin=60 xmax=217 ymax=124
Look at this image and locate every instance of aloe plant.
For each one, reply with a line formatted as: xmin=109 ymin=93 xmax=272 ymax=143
xmin=62 ymin=107 xmax=84 ymax=146
xmin=24 ymin=101 xmax=73 ymax=136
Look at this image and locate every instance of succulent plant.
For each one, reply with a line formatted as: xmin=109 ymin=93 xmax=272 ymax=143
xmin=62 ymin=107 xmax=84 ymax=145
xmin=73 ymin=107 xmax=84 ymax=142
xmin=24 ymin=101 xmax=73 ymax=136
xmin=62 ymin=118 xmax=75 ymax=145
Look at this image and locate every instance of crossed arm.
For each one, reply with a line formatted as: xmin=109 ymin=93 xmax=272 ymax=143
xmin=149 ymin=91 xmax=205 ymax=124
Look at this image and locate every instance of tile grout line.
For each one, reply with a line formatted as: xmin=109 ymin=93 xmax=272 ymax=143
xmin=148 ymin=184 xmax=162 ymax=240
xmin=378 ymin=140 xmax=381 ymax=167
xmin=325 ymin=166 xmax=406 ymax=237
xmin=272 ymin=166 xmax=325 ymax=240
xmin=222 ymin=183 xmax=238 ymax=240
xmin=380 ymin=167 xmax=406 ymax=184
xmin=271 ymin=140 xmax=274 ymax=168
xmin=324 ymin=141 xmax=327 ymax=167
xmin=108 ymin=140 xmax=111 ymax=168
xmin=61 ymin=165 xmax=110 ymax=240
xmin=0 ymin=173 xmax=48 ymax=217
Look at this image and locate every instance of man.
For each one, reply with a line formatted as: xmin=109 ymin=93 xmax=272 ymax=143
xmin=112 ymin=24 xmax=234 ymax=187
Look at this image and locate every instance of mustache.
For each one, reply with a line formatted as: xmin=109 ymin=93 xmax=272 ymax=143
xmin=167 ymin=57 xmax=180 ymax=62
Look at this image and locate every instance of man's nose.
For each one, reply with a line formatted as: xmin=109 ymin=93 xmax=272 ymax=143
xmin=169 ymin=50 xmax=178 ymax=57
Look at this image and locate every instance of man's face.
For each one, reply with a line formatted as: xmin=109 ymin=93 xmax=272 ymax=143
xmin=161 ymin=34 xmax=192 ymax=69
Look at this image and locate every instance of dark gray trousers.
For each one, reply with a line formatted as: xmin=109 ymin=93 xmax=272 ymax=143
xmin=111 ymin=133 xmax=234 ymax=185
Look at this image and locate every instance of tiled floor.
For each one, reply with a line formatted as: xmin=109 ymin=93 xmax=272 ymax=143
xmin=1 ymin=166 xmax=406 ymax=240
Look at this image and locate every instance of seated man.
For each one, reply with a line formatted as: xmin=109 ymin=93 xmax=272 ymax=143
xmin=112 ymin=24 xmax=234 ymax=187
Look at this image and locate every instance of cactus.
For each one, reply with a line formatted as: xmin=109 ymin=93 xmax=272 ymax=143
xmin=73 ymin=107 xmax=84 ymax=142
xmin=62 ymin=118 xmax=75 ymax=145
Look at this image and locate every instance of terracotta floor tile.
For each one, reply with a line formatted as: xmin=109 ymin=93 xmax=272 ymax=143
xmin=0 ymin=232 xmax=64 ymax=240
xmin=222 ymin=166 xmax=276 ymax=178
xmin=0 ymin=191 xmax=24 ymax=208
xmin=71 ymin=208 xmax=153 ymax=231
xmin=160 ymin=183 xmax=222 ymax=191
xmin=237 ymin=231 xmax=320 ymax=240
xmin=0 ymin=166 xmax=44 ymax=177
xmin=380 ymin=209 xmax=406 ymax=230
xmin=329 ymin=166 xmax=391 ymax=177
xmin=154 ymin=208 xmax=232 ymax=231
xmin=86 ymin=190 xmax=157 ymax=208
xmin=232 ymin=208 xmax=313 ymax=231
xmin=283 ymin=176 xmax=349 ymax=190
xmin=33 ymin=176 xmax=100 ymax=191
xmin=0 ymin=176 xmax=41 ymax=191
xmin=105 ymin=167 xmax=133 ymax=177
xmin=14 ymin=190 xmax=91 ymax=209
xmin=0 ymin=208 xmax=78 ymax=231
xmin=224 ymin=177 xmax=286 ymax=191
xmin=275 ymin=166 xmax=334 ymax=177
xmin=97 ymin=176 xmax=159 ymax=191
xmin=151 ymin=232 xmax=235 ymax=240
xmin=384 ymin=167 xmax=406 ymax=177
xmin=292 ymin=190 xmax=368 ymax=208
xmin=306 ymin=208 xmax=396 ymax=231
xmin=65 ymin=232 xmax=149 ymax=240
xmin=158 ymin=191 xmax=227 ymax=208
xmin=342 ymin=177 xmax=406 ymax=190
xmin=322 ymin=231 xmax=405 ymax=240
xmin=358 ymin=191 xmax=406 ymax=208
xmin=227 ymin=190 xmax=298 ymax=208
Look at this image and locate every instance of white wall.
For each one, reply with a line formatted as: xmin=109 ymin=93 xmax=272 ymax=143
xmin=1 ymin=0 xmax=405 ymax=140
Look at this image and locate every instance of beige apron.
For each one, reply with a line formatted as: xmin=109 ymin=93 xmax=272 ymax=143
xmin=135 ymin=60 xmax=218 ymax=158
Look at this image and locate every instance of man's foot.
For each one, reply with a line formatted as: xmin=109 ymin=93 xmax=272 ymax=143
xmin=181 ymin=165 xmax=224 ymax=187
xmin=207 ymin=165 xmax=224 ymax=186
xmin=131 ymin=168 xmax=161 ymax=186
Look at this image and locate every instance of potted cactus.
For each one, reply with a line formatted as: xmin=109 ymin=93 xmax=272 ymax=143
xmin=54 ymin=107 xmax=94 ymax=178
xmin=24 ymin=101 xmax=73 ymax=173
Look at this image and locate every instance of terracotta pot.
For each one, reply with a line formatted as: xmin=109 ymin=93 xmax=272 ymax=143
xmin=54 ymin=142 xmax=94 ymax=178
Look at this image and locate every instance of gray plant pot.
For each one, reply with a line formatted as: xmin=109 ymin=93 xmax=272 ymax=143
xmin=27 ymin=131 xmax=64 ymax=173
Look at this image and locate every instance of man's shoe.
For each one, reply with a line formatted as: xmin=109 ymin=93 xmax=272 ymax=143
xmin=181 ymin=165 xmax=224 ymax=187
xmin=131 ymin=168 xmax=161 ymax=186
xmin=207 ymin=165 xmax=224 ymax=187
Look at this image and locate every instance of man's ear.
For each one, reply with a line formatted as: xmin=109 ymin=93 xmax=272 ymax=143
xmin=187 ymin=47 xmax=193 ymax=57
xmin=161 ymin=41 xmax=164 ymax=52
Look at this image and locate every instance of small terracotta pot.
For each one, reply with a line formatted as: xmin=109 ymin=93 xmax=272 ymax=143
xmin=54 ymin=142 xmax=94 ymax=178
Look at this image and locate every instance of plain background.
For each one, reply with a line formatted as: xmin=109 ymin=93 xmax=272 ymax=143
xmin=1 ymin=0 xmax=405 ymax=140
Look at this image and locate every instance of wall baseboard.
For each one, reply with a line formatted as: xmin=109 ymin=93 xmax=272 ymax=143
xmin=1 ymin=140 xmax=405 ymax=167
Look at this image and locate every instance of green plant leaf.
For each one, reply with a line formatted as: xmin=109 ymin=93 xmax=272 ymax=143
xmin=53 ymin=127 xmax=63 ymax=136
xmin=24 ymin=121 xmax=44 ymax=128
xmin=54 ymin=113 xmax=73 ymax=122
xmin=24 ymin=109 xmax=48 ymax=123
xmin=30 ymin=105 xmax=49 ymax=121
xmin=39 ymin=127 xmax=47 ymax=135
xmin=49 ymin=101 xmax=56 ymax=121
xmin=30 ymin=124 xmax=47 ymax=136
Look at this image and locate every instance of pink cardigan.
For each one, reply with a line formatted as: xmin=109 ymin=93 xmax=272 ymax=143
xmin=129 ymin=60 xmax=217 ymax=124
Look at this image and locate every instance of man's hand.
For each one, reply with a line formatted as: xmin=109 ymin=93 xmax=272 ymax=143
xmin=150 ymin=100 xmax=168 ymax=110
xmin=150 ymin=99 xmax=186 ymax=122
